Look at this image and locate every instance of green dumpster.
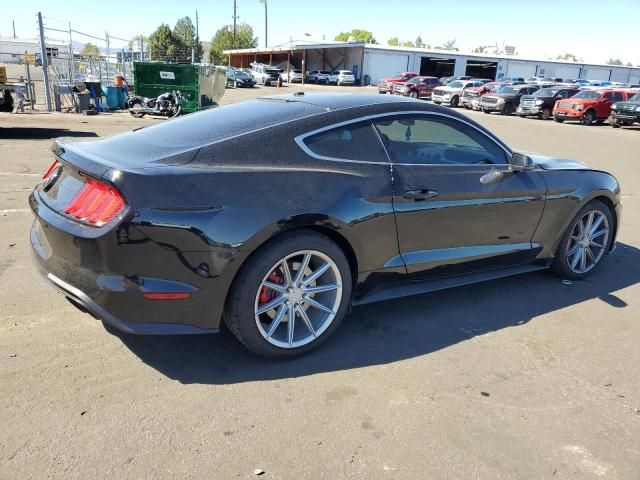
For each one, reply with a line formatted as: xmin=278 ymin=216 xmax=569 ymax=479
xmin=132 ymin=62 xmax=225 ymax=113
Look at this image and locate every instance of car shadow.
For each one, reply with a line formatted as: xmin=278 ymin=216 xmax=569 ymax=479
xmin=112 ymin=243 xmax=640 ymax=385
xmin=0 ymin=128 xmax=98 ymax=139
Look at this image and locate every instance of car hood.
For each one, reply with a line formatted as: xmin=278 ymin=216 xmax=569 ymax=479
xmin=527 ymin=153 xmax=589 ymax=170
xmin=522 ymin=95 xmax=553 ymax=101
xmin=614 ymin=101 xmax=640 ymax=108
xmin=485 ymin=93 xmax=517 ymax=99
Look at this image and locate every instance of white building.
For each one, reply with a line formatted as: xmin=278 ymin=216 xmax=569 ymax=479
xmin=225 ymin=41 xmax=640 ymax=85
xmin=0 ymin=36 xmax=68 ymax=63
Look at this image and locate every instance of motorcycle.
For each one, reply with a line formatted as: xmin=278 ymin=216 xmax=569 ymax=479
xmin=127 ymin=90 xmax=185 ymax=118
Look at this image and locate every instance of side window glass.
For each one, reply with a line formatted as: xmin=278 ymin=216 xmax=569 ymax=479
xmin=373 ymin=115 xmax=507 ymax=166
xmin=613 ymin=92 xmax=623 ymax=101
xmin=303 ymin=122 xmax=387 ymax=163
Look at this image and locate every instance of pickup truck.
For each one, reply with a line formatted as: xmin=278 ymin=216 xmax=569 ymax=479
xmin=391 ymin=76 xmax=439 ymax=99
xmin=461 ymin=82 xmax=508 ymax=110
xmin=432 ymin=80 xmax=486 ymax=107
xmin=553 ymin=89 xmax=629 ymax=125
xmin=609 ymin=93 xmax=640 ymax=128
xmin=377 ymin=72 xmax=418 ymax=94
xmin=480 ymin=85 xmax=539 ymax=115
xmin=516 ymin=87 xmax=579 ymax=120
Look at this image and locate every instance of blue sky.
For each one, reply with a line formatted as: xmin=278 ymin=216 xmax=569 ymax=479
xmin=2 ymin=0 xmax=639 ymax=65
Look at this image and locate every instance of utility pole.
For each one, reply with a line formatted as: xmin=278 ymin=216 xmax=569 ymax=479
xmin=260 ymin=0 xmax=268 ymax=48
xmin=37 ymin=12 xmax=52 ymax=112
xmin=140 ymin=36 xmax=144 ymax=61
xmin=68 ymin=22 xmax=73 ymax=84
xmin=195 ymin=10 xmax=199 ymax=63
xmin=13 ymin=20 xmax=16 ymax=38
xmin=105 ymin=31 xmax=110 ymax=83
xmin=233 ymin=0 xmax=237 ymax=49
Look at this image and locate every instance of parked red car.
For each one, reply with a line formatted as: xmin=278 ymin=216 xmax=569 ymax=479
xmin=553 ymin=89 xmax=631 ymax=125
xmin=391 ymin=76 xmax=439 ymax=99
xmin=461 ymin=82 xmax=508 ymax=110
xmin=377 ymin=72 xmax=419 ymax=94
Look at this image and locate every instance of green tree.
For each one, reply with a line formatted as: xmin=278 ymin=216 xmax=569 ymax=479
xmin=556 ymin=53 xmax=579 ymax=62
xmin=80 ymin=42 xmax=100 ymax=57
xmin=474 ymin=45 xmax=487 ymax=53
xmin=403 ymin=40 xmax=415 ymax=48
xmin=208 ymin=23 xmax=258 ymax=65
xmin=148 ymin=24 xmax=179 ymax=61
xmin=173 ymin=16 xmax=203 ymax=63
xmin=335 ymin=29 xmax=377 ymax=44
xmin=387 ymin=37 xmax=399 ymax=46
xmin=415 ymin=36 xmax=424 ymax=48
xmin=438 ymin=39 xmax=457 ymax=51
xmin=607 ymin=58 xmax=623 ymax=65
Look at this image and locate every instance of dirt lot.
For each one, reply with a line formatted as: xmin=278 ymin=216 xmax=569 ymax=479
xmin=1 ymin=84 xmax=639 ymax=479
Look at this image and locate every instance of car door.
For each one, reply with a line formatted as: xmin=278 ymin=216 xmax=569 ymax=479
xmin=373 ymin=113 xmax=547 ymax=279
xmin=601 ymin=91 xmax=624 ymax=117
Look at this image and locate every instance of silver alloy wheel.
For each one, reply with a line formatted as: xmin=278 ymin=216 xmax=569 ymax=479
xmin=254 ymin=250 xmax=343 ymax=349
xmin=566 ymin=210 xmax=610 ymax=274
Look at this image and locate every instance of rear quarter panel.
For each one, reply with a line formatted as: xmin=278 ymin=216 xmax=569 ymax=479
xmin=533 ymin=170 xmax=620 ymax=257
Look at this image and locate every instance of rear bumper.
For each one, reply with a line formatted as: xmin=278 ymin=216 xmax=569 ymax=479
xmin=29 ymin=191 xmax=223 ymax=335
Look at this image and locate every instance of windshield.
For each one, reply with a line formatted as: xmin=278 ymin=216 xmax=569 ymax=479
xmin=574 ymin=91 xmax=601 ymax=99
xmin=534 ymin=88 xmax=558 ymax=97
xmin=340 ymin=71 xmax=353 ymax=75
xmin=235 ymin=71 xmax=251 ymax=79
xmin=498 ymin=87 xmax=517 ymax=95
xmin=407 ymin=77 xmax=421 ymax=84
xmin=628 ymin=94 xmax=640 ymax=103
xmin=448 ymin=81 xmax=464 ymax=88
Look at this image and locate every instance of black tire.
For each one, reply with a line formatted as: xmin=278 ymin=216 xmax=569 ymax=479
xmin=554 ymin=116 xmax=564 ymax=123
xmin=539 ymin=107 xmax=551 ymax=120
xmin=168 ymin=104 xmax=182 ymax=118
xmin=580 ymin=110 xmax=595 ymax=125
xmin=450 ymin=95 xmax=459 ymax=108
xmin=483 ymin=108 xmax=491 ymax=114
xmin=224 ymin=231 xmax=353 ymax=358
xmin=128 ymin=98 xmax=146 ymax=118
xmin=551 ymin=199 xmax=614 ymax=280
xmin=409 ymin=91 xmax=418 ymax=99
xmin=502 ymin=103 xmax=514 ymax=115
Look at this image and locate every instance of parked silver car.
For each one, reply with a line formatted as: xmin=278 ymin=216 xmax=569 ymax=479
xmin=328 ymin=70 xmax=355 ymax=86
xmin=307 ymin=70 xmax=331 ymax=84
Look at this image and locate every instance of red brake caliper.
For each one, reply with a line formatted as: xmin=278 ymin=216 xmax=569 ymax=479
xmin=259 ymin=272 xmax=284 ymax=305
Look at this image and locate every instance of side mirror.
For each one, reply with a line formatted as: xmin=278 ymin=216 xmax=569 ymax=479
xmin=509 ymin=152 xmax=534 ymax=171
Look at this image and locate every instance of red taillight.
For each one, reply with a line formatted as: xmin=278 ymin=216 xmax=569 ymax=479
xmin=64 ymin=178 xmax=125 ymax=226
xmin=42 ymin=160 xmax=59 ymax=179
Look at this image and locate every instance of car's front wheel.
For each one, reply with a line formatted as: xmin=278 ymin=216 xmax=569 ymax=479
xmin=552 ymin=200 xmax=613 ymax=280
xmin=224 ymin=231 xmax=352 ymax=358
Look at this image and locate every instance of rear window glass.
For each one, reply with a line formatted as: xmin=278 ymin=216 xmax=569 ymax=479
xmin=303 ymin=122 xmax=387 ymax=163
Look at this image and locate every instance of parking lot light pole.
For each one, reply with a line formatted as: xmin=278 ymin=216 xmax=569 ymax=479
xmin=260 ymin=0 xmax=268 ymax=48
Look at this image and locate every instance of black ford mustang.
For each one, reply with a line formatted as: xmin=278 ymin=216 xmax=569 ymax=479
xmin=30 ymin=93 xmax=621 ymax=357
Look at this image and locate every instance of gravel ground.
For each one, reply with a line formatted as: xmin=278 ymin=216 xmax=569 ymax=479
xmin=1 ymin=84 xmax=639 ymax=479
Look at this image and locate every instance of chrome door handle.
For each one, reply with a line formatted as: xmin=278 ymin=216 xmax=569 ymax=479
xmin=404 ymin=189 xmax=439 ymax=200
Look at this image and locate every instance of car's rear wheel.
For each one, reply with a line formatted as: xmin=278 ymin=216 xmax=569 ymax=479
xmin=502 ymin=103 xmax=514 ymax=115
xmin=551 ymin=200 xmax=613 ymax=280
xmin=224 ymin=231 xmax=352 ymax=358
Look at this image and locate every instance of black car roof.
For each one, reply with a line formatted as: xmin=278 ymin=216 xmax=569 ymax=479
xmin=260 ymin=92 xmax=416 ymax=111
